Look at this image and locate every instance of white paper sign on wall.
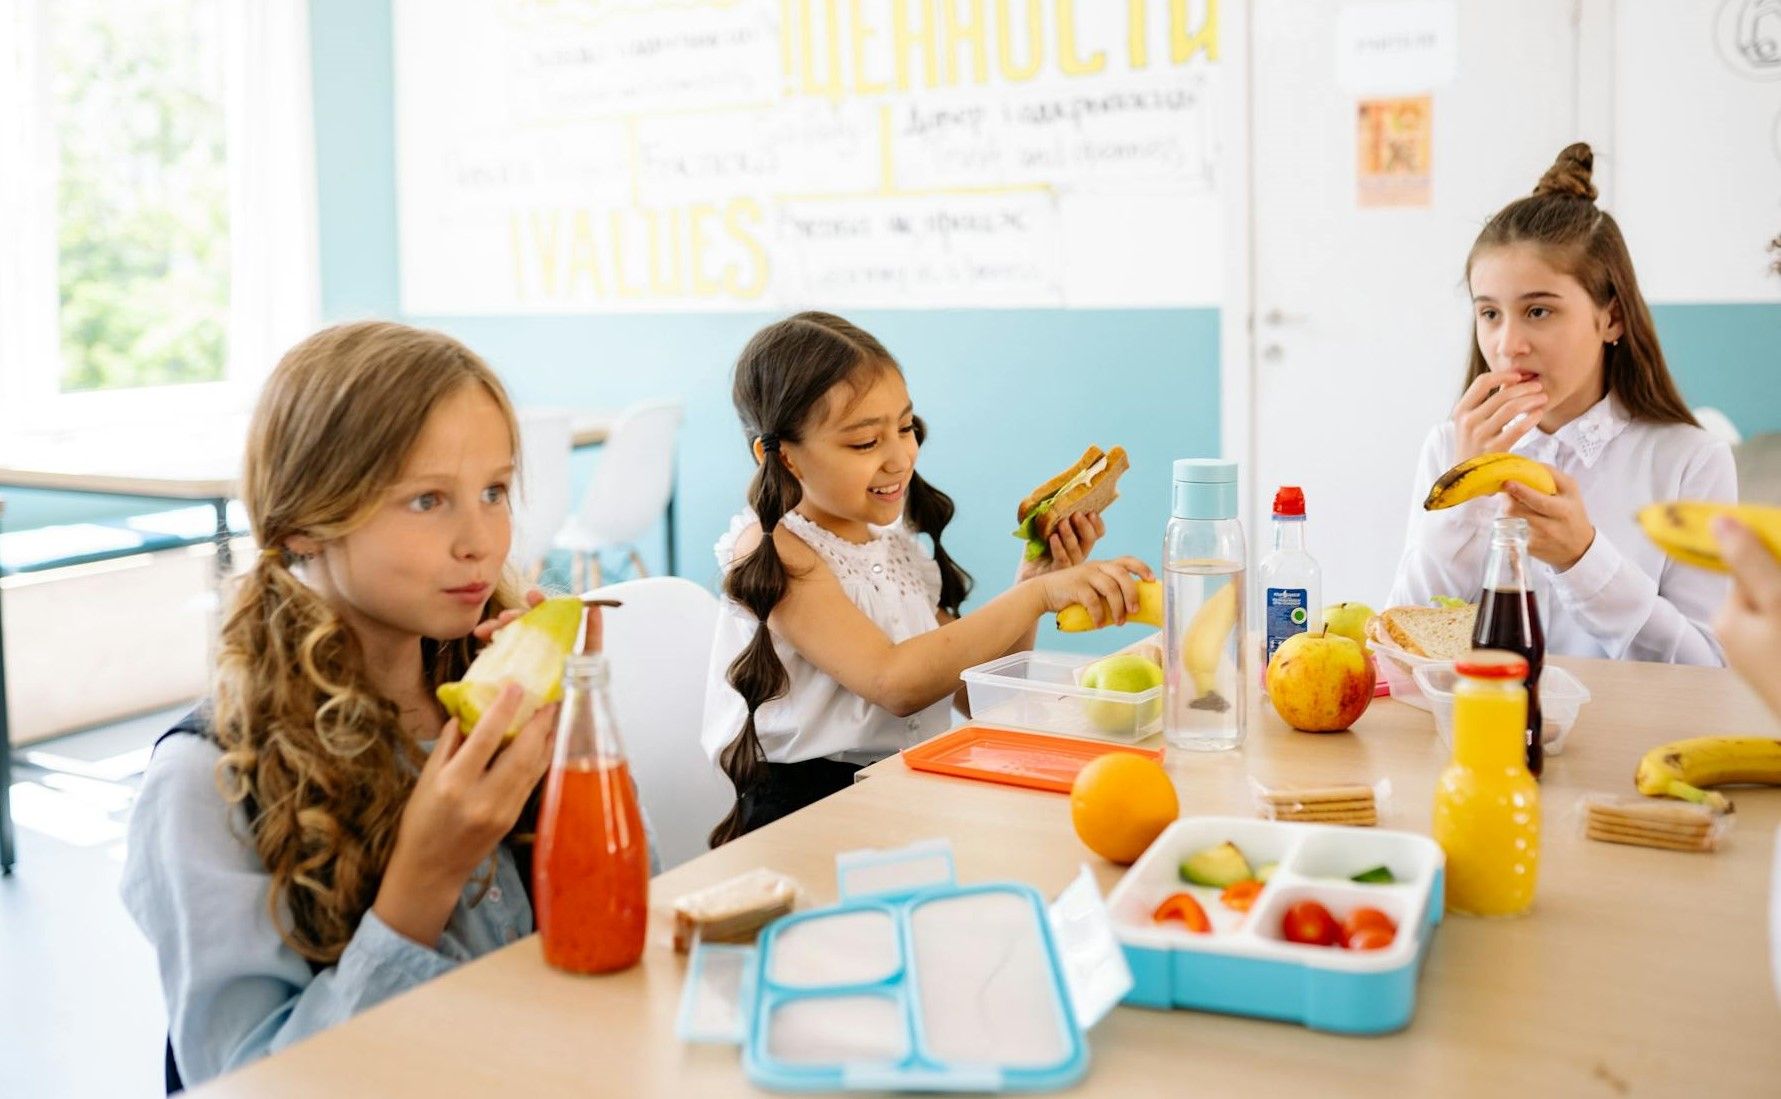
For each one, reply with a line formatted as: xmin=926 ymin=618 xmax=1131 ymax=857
xmin=1336 ymin=0 xmax=1459 ymax=96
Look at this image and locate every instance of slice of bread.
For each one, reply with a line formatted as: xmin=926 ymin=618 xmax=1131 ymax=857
xmin=1378 ymin=604 xmax=1477 ymax=659
xmin=1036 ymin=446 xmax=1129 ymax=540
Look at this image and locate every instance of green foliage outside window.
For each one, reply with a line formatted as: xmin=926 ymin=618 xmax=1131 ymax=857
xmin=52 ymin=0 xmax=229 ymax=393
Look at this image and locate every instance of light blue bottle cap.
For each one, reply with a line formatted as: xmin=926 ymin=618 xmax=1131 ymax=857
xmin=1172 ymin=458 xmax=1239 ymax=520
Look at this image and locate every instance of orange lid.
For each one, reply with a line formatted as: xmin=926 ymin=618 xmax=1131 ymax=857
xmin=1455 ymin=648 xmax=1528 ymax=680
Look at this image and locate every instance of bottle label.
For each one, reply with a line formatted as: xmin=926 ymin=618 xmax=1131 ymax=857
xmin=1265 ymin=588 xmax=1309 ymax=658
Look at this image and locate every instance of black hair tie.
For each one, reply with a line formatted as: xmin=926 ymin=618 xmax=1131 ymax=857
xmin=759 ymin=433 xmax=781 ymax=453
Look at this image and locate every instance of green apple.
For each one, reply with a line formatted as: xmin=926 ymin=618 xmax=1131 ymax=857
xmin=1321 ymin=602 xmax=1376 ymax=646
xmin=1079 ymin=653 xmax=1166 ymax=733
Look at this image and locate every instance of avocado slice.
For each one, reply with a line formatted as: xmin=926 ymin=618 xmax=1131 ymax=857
xmin=1351 ymin=865 xmax=1396 ymax=884
xmin=1178 ymin=841 xmax=1254 ymax=888
xmin=1255 ymin=861 xmax=1279 ymax=884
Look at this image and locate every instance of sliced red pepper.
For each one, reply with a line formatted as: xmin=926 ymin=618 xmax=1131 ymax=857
xmin=1152 ymin=891 xmax=1211 ymax=933
xmin=1220 ymin=880 xmax=1264 ymax=912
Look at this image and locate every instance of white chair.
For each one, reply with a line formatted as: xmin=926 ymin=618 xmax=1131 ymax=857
xmin=1695 ymin=407 xmax=1743 ymax=448
xmin=510 ymin=409 xmax=574 ymax=582
xmin=586 ymin=576 xmax=730 ymax=870
xmin=555 ymin=399 xmax=684 ymax=589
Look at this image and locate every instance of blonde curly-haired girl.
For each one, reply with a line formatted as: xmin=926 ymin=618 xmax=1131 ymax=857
xmin=124 ymin=321 xmax=560 ymax=1088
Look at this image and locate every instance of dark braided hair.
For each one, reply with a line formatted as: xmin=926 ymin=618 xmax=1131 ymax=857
xmin=708 ymin=312 xmax=972 ymax=846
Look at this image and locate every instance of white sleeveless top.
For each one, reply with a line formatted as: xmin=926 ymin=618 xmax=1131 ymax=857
xmin=701 ymin=510 xmax=955 ymax=767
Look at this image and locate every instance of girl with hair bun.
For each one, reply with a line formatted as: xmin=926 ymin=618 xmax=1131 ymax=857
xmin=702 ymin=311 xmax=1151 ymax=843
xmin=1388 ymin=143 xmax=1736 ymax=665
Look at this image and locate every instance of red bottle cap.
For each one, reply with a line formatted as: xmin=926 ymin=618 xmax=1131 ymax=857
xmin=1455 ymin=649 xmax=1529 ymax=680
xmin=1272 ymin=486 xmax=1305 ymax=517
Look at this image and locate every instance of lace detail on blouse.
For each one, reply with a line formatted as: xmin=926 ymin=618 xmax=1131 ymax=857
xmin=715 ymin=509 xmax=942 ymax=607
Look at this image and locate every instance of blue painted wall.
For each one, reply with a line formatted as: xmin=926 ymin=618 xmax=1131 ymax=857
xmin=1653 ymin=304 xmax=1781 ymax=437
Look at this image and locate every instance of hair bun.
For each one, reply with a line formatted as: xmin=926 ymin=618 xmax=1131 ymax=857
xmin=1533 ymin=142 xmax=1598 ymax=202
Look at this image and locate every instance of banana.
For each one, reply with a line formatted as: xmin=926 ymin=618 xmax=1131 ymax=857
xmin=1636 ymin=501 xmax=1781 ymax=573
xmin=1057 ymin=578 xmax=1164 ymax=632
xmin=1423 ymin=453 xmax=1557 ymax=511
xmin=1183 ymin=581 xmax=1238 ymax=710
xmin=1633 ymin=736 xmax=1781 ymax=811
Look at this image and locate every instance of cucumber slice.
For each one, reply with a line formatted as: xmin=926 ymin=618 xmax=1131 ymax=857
xmin=1351 ymin=865 xmax=1396 ymax=884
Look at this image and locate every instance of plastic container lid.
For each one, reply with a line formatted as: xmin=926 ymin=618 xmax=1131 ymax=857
xmin=1172 ymin=459 xmax=1239 ymax=521
xmin=1454 ymin=649 xmax=1527 ymax=680
xmin=1173 ymin=458 xmax=1238 ymax=483
xmin=1271 ymin=486 xmax=1305 ymax=517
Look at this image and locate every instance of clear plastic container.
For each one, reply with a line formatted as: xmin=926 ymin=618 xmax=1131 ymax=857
xmin=1364 ymin=617 xmax=1445 ymax=711
xmin=1412 ymin=662 xmax=1590 ymax=756
xmin=960 ymin=652 xmax=1162 ymax=742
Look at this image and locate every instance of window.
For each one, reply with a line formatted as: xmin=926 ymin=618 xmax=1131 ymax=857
xmin=0 ymin=0 xmax=317 ymax=429
xmin=52 ymin=0 xmax=231 ymax=394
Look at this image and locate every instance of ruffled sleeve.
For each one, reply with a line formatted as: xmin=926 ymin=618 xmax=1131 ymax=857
xmin=714 ymin=510 xmax=758 ymax=574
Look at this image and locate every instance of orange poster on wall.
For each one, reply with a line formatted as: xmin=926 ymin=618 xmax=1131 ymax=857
xmin=1357 ymin=96 xmax=1433 ymax=208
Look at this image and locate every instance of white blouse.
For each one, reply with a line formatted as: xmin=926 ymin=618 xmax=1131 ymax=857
xmin=1387 ymin=394 xmax=1735 ymax=666
xmin=701 ymin=510 xmax=955 ymax=767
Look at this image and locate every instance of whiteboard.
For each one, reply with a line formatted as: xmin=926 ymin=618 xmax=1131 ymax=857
xmin=392 ymin=0 xmax=1223 ymax=313
xmin=1615 ymin=0 xmax=1781 ymax=303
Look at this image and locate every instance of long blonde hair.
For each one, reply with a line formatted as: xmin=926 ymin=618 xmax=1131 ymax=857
xmin=214 ymin=321 xmax=524 ymax=964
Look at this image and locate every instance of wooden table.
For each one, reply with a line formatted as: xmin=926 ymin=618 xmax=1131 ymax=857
xmin=192 ymin=658 xmax=1781 ymax=1097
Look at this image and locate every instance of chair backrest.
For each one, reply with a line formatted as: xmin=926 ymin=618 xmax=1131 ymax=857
xmin=1694 ymin=407 xmax=1743 ymax=448
xmin=510 ymin=409 xmax=574 ymax=572
xmin=569 ymin=400 xmax=685 ymax=546
xmin=584 ymin=576 xmax=729 ymax=870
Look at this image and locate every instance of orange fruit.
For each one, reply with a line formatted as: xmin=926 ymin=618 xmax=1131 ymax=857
xmin=1069 ymin=753 xmax=1179 ymax=864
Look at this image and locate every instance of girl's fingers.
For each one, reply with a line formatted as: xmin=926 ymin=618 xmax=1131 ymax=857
xmin=1055 ymin=517 xmax=1082 ymax=563
xmin=524 ymin=587 xmax=546 ymax=607
xmin=449 ymin=682 xmax=523 ymax=776
xmin=1716 ymin=518 xmax=1781 ymax=612
xmin=426 ymin=719 xmax=463 ymax=772
xmin=493 ymin=701 xmax=557 ymax=796
xmin=1112 ymin=555 xmax=1155 ymax=582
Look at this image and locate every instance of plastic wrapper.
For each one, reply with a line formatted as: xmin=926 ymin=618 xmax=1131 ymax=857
xmin=1576 ymin=795 xmax=1732 ymax=853
xmin=1251 ymin=777 xmax=1392 ymax=827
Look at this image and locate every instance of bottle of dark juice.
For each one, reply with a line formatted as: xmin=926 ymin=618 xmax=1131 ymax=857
xmin=1470 ymin=517 xmax=1545 ymax=777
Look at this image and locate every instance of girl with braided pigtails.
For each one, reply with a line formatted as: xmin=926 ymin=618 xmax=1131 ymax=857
xmin=702 ymin=312 xmax=1151 ymax=844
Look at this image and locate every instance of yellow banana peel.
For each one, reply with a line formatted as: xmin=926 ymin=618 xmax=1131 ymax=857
xmin=1057 ymin=579 xmax=1164 ymax=632
xmin=1423 ymin=453 xmax=1556 ymax=511
xmin=1636 ymin=501 xmax=1781 ymax=573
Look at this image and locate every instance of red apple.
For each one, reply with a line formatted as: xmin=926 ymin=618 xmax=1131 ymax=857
xmin=1265 ymin=628 xmax=1377 ymax=732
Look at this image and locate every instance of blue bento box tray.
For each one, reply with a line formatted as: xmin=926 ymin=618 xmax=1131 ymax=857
xmin=677 ymin=840 xmax=1131 ymax=1093
xmin=1107 ymin=817 xmax=1446 ymax=1035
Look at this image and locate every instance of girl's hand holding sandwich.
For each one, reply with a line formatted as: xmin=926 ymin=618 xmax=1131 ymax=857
xmin=1016 ymin=512 xmax=1105 ymax=580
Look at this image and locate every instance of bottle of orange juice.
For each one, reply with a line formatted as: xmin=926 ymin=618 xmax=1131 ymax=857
xmin=534 ymin=598 xmax=649 ymax=973
xmin=1432 ymin=649 xmax=1540 ymax=918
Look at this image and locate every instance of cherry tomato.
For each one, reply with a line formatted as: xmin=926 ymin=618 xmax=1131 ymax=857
xmin=1346 ymin=926 xmax=1396 ymax=951
xmin=1342 ymin=906 xmax=1397 ymax=945
xmin=1220 ymin=880 xmax=1265 ymax=913
xmin=1152 ymin=892 xmax=1211 ymax=933
xmin=1281 ymin=900 xmax=1341 ymax=947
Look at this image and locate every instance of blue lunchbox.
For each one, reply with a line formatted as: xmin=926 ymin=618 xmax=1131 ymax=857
xmin=676 ymin=839 xmax=1132 ymax=1092
xmin=1107 ymin=817 xmax=1445 ymax=1034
